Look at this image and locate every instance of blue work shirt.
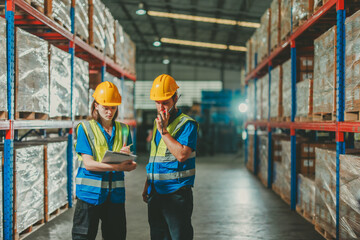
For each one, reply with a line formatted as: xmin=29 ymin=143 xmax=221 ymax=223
xmin=155 ymin=109 xmax=197 ymax=151
xmin=76 ymin=121 xmax=133 ymax=156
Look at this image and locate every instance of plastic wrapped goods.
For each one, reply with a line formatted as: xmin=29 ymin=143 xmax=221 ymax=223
xmin=247 ymin=81 xmax=255 ymax=120
xmin=261 ymin=74 xmax=269 ymax=120
xmin=270 ymin=65 xmax=282 ymax=118
xmin=31 ymin=0 xmax=43 ymax=8
xmin=74 ymin=57 xmax=89 ymax=117
xmin=258 ymin=135 xmax=268 ymax=186
xmin=345 ymin=10 xmax=360 ymax=112
xmin=52 ymin=0 xmax=71 ymax=31
xmin=282 ymin=59 xmax=291 ymax=117
xmin=246 ymin=39 xmax=252 ymax=73
xmin=104 ymin=7 xmax=115 ymax=58
xmin=17 ymin=28 xmax=49 ymax=114
xmin=296 ymin=79 xmax=312 ymax=117
xmin=49 ymin=45 xmax=71 ymax=118
xmin=315 ymin=148 xmax=336 ymax=238
xmin=246 ymin=133 xmax=255 ymax=172
xmin=0 ymin=152 xmax=2 ymax=239
xmin=122 ymin=81 xmax=134 ymax=119
xmin=115 ymin=20 xmax=125 ymax=67
xmin=75 ymin=0 xmax=89 ymax=40
xmin=258 ymin=9 xmax=270 ymax=61
xmin=123 ymin=33 xmax=136 ymax=75
xmin=281 ymin=140 xmax=291 ymax=201
xmin=292 ymin=0 xmax=313 ymax=29
xmin=47 ymin=141 xmax=68 ymax=214
xmin=297 ymin=174 xmax=316 ymax=219
xmin=339 ymin=154 xmax=360 ymax=239
xmin=270 ymin=0 xmax=280 ymax=50
xmin=250 ymin=31 xmax=258 ymax=67
xmin=281 ymin=0 xmax=291 ymax=40
xmin=256 ymin=78 xmax=262 ymax=120
xmin=92 ymin=0 xmax=106 ymax=51
xmin=0 ymin=17 xmax=7 ymax=112
xmin=15 ymin=145 xmax=44 ymax=234
xmin=313 ymin=26 xmax=336 ymax=114
xmin=272 ymin=161 xmax=285 ymax=196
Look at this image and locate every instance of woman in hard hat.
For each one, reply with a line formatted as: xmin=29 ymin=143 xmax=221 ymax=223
xmin=142 ymin=74 xmax=199 ymax=240
xmin=72 ymin=81 xmax=137 ymax=240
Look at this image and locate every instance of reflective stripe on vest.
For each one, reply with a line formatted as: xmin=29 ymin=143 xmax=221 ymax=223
xmin=147 ymin=168 xmax=196 ymax=181
xmin=75 ymin=120 xmax=130 ymax=204
xmin=147 ymin=113 xmax=198 ymax=190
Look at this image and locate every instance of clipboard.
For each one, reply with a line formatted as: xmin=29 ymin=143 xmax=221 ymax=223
xmin=102 ymin=150 xmax=137 ymax=164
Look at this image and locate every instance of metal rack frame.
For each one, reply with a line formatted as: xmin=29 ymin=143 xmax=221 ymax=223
xmin=244 ymin=0 xmax=356 ymax=239
xmin=2 ymin=0 xmax=137 ymax=238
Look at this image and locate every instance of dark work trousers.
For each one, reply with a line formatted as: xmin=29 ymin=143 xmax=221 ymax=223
xmin=72 ymin=198 xmax=126 ymax=240
xmin=148 ymin=187 xmax=194 ymax=240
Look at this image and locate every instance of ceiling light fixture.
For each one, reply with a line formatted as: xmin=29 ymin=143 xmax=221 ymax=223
xmin=136 ymin=3 xmax=147 ymax=16
xmin=153 ymin=40 xmax=161 ymax=47
xmin=148 ymin=10 xmax=260 ymax=28
xmin=162 ymin=57 xmax=170 ymax=65
xmin=160 ymin=38 xmax=247 ymax=52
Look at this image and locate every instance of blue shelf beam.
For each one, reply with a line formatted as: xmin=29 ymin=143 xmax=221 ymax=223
xmin=290 ymin=40 xmax=297 ymax=210
xmin=267 ymin=63 xmax=273 ymax=189
xmin=253 ymin=53 xmax=258 ymax=175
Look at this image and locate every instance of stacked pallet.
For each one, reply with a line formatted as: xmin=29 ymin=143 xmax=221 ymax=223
xmin=258 ymin=134 xmax=269 ymax=186
xmin=297 ymin=174 xmax=316 ymax=224
xmin=280 ymin=0 xmax=291 ymax=41
xmin=292 ymin=0 xmax=314 ymax=31
xmin=296 ymin=79 xmax=313 ymax=121
xmin=256 ymin=77 xmax=263 ymax=120
xmin=261 ymin=74 xmax=269 ymax=120
xmin=49 ymin=45 xmax=72 ymax=119
xmin=282 ymin=59 xmax=292 ymax=119
xmin=0 ymin=17 xmax=7 ymax=120
xmin=0 ymin=151 xmax=2 ymax=240
xmin=16 ymin=27 xmax=49 ymax=120
xmin=270 ymin=0 xmax=281 ymax=51
xmin=247 ymin=81 xmax=255 ymax=120
xmin=313 ymin=26 xmax=336 ymax=121
xmin=246 ymin=132 xmax=255 ymax=172
xmin=75 ymin=0 xmax=89 ymax=41
xmin=258 ymin=9 xmax=270 ymax=61
xmin=52 ymin=0 xmax=71 ymax=31
xmin=270 ymin=66 xmax=283 ymax=120
xmin=74 ymin=57 xmax=90 ymax=118
xmin=345 ymin=10 xmax=360 ymax=121
xmin=104 ymin=7 xmax=115 ymax=59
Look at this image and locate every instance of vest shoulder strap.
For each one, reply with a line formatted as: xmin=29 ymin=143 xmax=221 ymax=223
xmin=80 ymin=120 xmax=98 ymax=161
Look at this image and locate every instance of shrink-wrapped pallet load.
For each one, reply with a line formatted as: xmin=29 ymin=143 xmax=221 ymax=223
xmin=114 ymin=20 xmax=125 ymax=67
xmin=246 ymin=132 xmax=255 ymax=172
xmin=296 ymin=79 xmax=312 ymax=118
xmin=297 ymin=174 xmax=316 ymax=220
xmin=246 ymin=39 xmax=252 ymax=73
xmin=91 ymin=0 xmax=106 ymax=51
xmin=74 ymin=57 xmax=90 ymax=117
xmin=258 ymin=135 xmax=269 ymax=186
xmin=0 ymin=151 xmax=2 ymax=239
xmin=345 ymin=10 xmax=360 ymax=115
xmin=282 ymin=59 xmax=291 ymax=118
xmin=256 ymin=78 xmax=262 ymax=120
xmin=104 ymin=7 xmax=115 ymax=58
xmin=292 ymin=0 xmax=313 ymax=29
xmin=52 ymin=0 xmax=71 ymax=31
xmin=47 ymin=141 xmax=68 ymax=215
xmin=247 ymin=81 xmax=255 ymax=120
xmin=280 ymin=0 xmax=291 ymax=40
xmin=313 ymin=26 xmax=336 ymax=116
xmin=16 ymin=28 xmax=49 ymax=116
xmin=49 ymin=45 xmax=71 ymax=118
xmin=261 ymin=74 xmax=269 ymax=120
xmin=258 ymin=9 xmax=270 ymax=61
xmin=0 ymin=17 xmax=7 ymax=115
xmin=270 ymin=0 xmax=281 ymax=51
xmin=15 ymin=145 xmax=44 ymax=234
xmin=75 ymin=0 xmax=89 ymax=41
xmin=270 ymin=65 xmax=282 ymax=119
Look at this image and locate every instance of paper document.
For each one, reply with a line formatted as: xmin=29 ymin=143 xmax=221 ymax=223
xmin=102 ymin=150 xmax=137 ymax=164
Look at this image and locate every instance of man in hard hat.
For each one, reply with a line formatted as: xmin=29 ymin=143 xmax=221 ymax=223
xmin=142 ymin=74 xmax=199 ymax=240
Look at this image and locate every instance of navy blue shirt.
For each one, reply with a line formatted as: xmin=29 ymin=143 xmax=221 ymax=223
xmin=155 ymin=110 xmax=197 ymax=150
xmin=76 ymin=121 xmax=133 ymax=156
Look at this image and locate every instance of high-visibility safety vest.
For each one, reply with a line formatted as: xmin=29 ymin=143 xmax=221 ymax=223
xmin=75 ymin=120 xmax=130 ymax=205
xmin=146 ymin=113 xmax=198 ymax=194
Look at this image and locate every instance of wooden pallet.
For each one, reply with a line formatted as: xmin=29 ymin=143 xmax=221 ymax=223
xmin=296 ymin=206 xmax=315 ymax=225
xmin=272 ymin=185 xmax=281 ymax=196
xmin=345 ymin=111 xmax=360 ymax=122
xmin=54 ymin=17 xmax=70 ymax=32
xmin=16 ymin=218 xmax=45 ymax=240
xmin=0 ymin=111 xmax=7 ymax=120
xmin=315 ymin=224 xmax=335 ymax=240
xmin=76 ymin=33 xmax=89 ymax=44
xmin=15 ymin=112 xmax=48 ymax=120
xmin=280 ymin=193 xmax=290 ymax=205
xmin=46 ymin=203 xmax=69 ymax=222
xmin=295 ymin=115 xmax=313 ymax=122
xmin=75 ymin=115 xmax=88 ymax=120
xmin=49 ymin=116 xmax=71 ymax=120
xmin=312 ymin=112 xmax=335 ymax=121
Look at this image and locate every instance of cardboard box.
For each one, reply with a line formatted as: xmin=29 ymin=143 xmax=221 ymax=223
xmin=299 ymin=56 xmax=314 ymax=71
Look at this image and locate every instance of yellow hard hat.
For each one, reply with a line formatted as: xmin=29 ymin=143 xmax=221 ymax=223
xmin=150 ymin=74 xmax=179 ymax=101
xmin=92 ymin=81 xmax=122 ymax=106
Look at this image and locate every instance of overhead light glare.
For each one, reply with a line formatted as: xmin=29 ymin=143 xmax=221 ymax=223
xmin=148 ymin=10 xmax=259 ymax=28
xmin=136 ymin=3 xmax=147 ymax=15
xmin=160 ymin=38 xmax=247 ymax=52
xmin=162 ymin=58 xmax=170 ymax=65
xmin=153 ymin=40 xmax=161 ymax=47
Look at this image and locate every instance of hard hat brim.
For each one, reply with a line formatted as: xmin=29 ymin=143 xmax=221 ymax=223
xmin=99 ymin=102 xmax=121 ymax=107
xmin=150 ymin=94 xmax=174 ymax=101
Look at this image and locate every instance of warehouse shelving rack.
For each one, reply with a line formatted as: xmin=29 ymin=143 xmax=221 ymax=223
xmin=244 ymin=0 xmax=359 ymax=239
xmin=2 ymin=0 xmax=136 ymax=239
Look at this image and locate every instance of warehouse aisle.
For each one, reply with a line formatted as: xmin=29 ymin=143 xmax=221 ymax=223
xmin=25 ymin=153 xmax=323 ymax=240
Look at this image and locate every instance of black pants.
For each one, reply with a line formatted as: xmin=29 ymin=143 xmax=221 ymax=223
xmin=72 ymin=198 xmax=126 ymax=240
xmin=148 ymin=187 xmax=194 ymax=240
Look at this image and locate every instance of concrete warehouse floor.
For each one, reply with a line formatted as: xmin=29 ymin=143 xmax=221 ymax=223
xmin=25 ymin=153 xmax=323 ymax=240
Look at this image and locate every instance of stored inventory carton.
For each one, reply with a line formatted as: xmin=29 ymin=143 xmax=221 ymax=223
xmin=270 ymin=65 xmax=283 ymax=119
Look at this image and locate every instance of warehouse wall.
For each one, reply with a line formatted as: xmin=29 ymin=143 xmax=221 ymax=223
xmin=135 ymin=62 xmax=242 ymax=87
